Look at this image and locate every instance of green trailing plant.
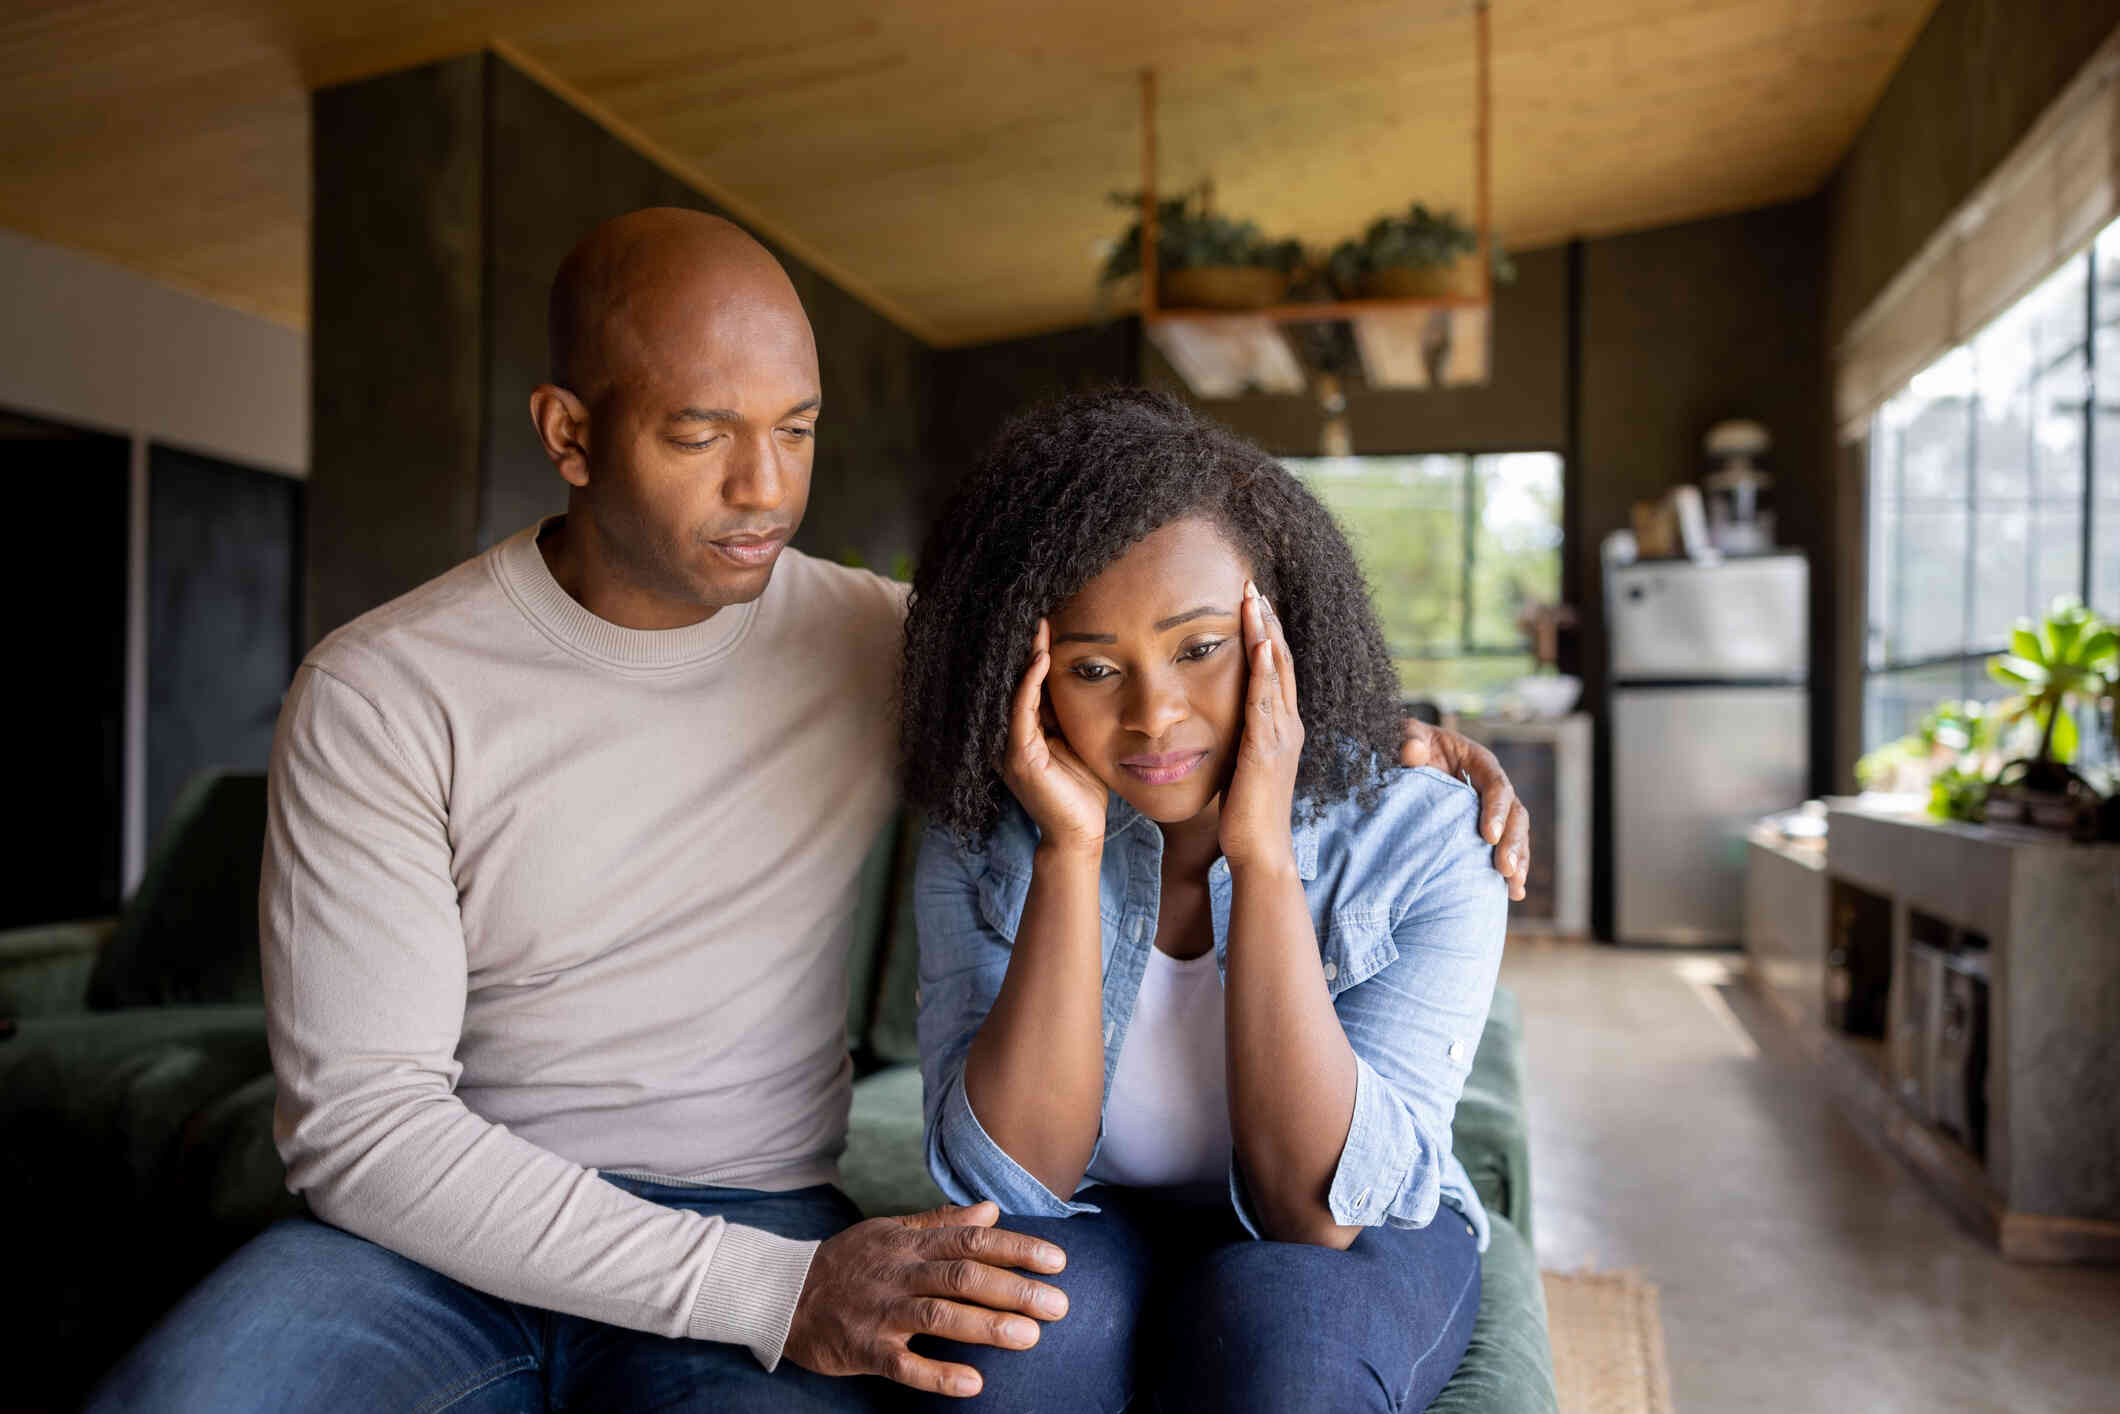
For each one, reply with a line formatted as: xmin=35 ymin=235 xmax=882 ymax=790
xmin=1099 ymin=186 xmax=1304 ymax=286
xmin=1928 ymin=763 xmax=1993 ymax=824
xmin=1326 ymin=203 xmax=1515 ymax=295
xmin=1987 ymin=597 xmax=2117 ymax=784
xmin=1856 ymin=698 xmax=2006 ymax=821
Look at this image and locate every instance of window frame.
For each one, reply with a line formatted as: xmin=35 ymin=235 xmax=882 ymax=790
xmin=1285 ymin=448 xmax=1568 ymax=674
xmin=1863 ymin=228 xmax=2116 ymax=749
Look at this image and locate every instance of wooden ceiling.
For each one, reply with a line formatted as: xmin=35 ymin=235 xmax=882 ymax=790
xmin=1 ymin=0 xmax=1937 ymax=346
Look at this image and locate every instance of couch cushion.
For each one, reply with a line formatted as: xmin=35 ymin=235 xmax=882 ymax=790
xmin=1456 ymin=987 xmax=1533 ymax=1243
xmin=88 ymin=771 xmax=269 ymax=1010
xmin=1426 ymin=1213 xmax=1560 ymax=1414
xmin=845 ymin=814 xmax=905 ymax=1056
xmin=862 ymin=816 xmax=927 ymax=1066
xmin=841 ymin=1062 xmax=946 ymax=1217
xmin=0 ymin=1004 xmax=279 ymax=1411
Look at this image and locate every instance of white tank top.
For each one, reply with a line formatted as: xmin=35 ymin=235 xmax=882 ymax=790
xmin=1085 ymin=944 xmax=1233 ymax=1190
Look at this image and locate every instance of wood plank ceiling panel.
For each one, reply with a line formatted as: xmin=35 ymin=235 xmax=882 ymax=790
xmin=0 ymin=0 xmax=1938 ymax=344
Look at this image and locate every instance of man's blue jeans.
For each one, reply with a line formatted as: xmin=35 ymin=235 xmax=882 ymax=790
xmin=86 ymin=1176 xmax=893 ymax=1413
xmin=907 ymin=1186 xmax=1482 ymax=1414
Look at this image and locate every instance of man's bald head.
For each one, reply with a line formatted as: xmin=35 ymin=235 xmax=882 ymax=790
xmin=529 ymin=207 xmax=822 ymax=623
xmin=548 ymin=208 xmax=810 ymax=402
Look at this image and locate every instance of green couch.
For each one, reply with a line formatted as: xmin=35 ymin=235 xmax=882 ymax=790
xmin=0 ymin=773 xmax=1555 ymax=1412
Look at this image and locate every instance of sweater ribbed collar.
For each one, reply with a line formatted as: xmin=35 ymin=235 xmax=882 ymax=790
xmin=493 ymin=517 xmax=758 ymax=674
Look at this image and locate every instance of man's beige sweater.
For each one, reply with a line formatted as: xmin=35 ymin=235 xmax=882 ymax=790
xmin=261 ymin=519 xmax=904 ymax=1368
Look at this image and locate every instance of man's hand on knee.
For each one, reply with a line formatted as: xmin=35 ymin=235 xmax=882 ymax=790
xmin=781 ymin=1200 xmax=1069 ymax=1398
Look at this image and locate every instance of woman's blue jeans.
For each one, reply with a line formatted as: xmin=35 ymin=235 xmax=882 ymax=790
xmin=907 ymin=1185 xmax=1482 ymax=1414
xmin=84 ymin=1177 xmax=893 ymax=1413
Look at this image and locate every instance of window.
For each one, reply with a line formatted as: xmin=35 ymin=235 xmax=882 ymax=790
xmin=1286 ymin=452 xmax=1564 ymax=701
xmin=1864 ymin=217 xmax=2120 ymax=748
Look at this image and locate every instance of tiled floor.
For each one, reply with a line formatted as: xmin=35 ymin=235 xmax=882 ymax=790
xmin=1500 ymin=938 xmax=2120 ymax=1414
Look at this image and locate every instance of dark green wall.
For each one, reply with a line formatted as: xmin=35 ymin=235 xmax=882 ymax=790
xmin=310 ymin=57 xmax=486 ymax=646
xmin=311 ymin=51 xmax=944 ymax=642
xmin=1825 ymin=0 xmax=2120 ymax=342
xmin=928 ymin=320 xmax=1140 ymax=499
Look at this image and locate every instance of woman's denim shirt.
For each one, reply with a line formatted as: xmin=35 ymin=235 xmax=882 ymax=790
xmin=913 ymin=764 xmax=1508 ymax=1250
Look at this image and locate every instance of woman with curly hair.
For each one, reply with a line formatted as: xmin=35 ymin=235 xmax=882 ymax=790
xmin=897 ymin=389 xmax=1508 ymax=1413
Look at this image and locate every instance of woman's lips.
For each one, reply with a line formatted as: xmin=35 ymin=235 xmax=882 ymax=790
xmin=1118 ymin=749 xmax=1209 ymax=786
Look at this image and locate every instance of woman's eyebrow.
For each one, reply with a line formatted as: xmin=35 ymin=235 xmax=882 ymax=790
xmin=1052 ymin=630 xmax=1117 ymax=645
xmin=1154 ymin=605 xmax=1232 ymax=631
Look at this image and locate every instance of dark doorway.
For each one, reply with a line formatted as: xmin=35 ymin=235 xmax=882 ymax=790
xmin=2 ymin=408 xmax=129 ymax=928
xmin=146 ymin=445 xmax=303 ymax=849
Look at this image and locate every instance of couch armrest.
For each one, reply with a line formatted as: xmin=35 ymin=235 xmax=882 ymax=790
xmin=0 ymin=917 xmax=118 ymax=1018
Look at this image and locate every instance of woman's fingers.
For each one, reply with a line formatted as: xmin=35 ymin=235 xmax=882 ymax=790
xmin=1008 ymin=621 xmax=1051 ymax=764
xmin=1248 ymin=635 xmax=1280 ymax=741
xmin=1258 ymin=593 xmax=1298 ymax=715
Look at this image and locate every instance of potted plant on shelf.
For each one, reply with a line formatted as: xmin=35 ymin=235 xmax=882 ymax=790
xmin=1099 ymin=185 xmax=1305 ymax=311
xmin=1984 ymin=597 xmax=2117 ymax=835
xmin=1326 ymin=203 xmax=1515 ymax=301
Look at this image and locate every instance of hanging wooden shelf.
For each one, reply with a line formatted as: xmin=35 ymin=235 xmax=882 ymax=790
xmin=1137 ymin=2 xmax=1494 ymax=398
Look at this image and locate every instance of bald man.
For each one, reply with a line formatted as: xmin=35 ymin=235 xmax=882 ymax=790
xmin=90 ymin=209 xmax=1529 ymax=1412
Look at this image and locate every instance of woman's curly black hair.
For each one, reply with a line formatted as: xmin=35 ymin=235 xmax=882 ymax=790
xmin=899 ymin=387 xmax=1404 ymax=845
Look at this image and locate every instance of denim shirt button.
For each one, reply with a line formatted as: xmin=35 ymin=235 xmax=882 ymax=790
xmin=1322 ymin=960 xmax=1339 ymax=982
xmin=1447 ymin=1040 xmax=1465 ymax=1061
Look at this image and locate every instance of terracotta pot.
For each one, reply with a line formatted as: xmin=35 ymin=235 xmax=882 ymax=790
xmin=1159 ymin=266 xmax=1290 ymax=310
xmin=1360 ymin=260 xmax=1481 ymax=300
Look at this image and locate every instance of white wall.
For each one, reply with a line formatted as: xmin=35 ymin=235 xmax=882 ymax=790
xmin=0 ymin=225 xmax=306 ymax=476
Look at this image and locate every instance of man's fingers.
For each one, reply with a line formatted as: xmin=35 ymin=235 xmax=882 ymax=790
xmin=1398 ymin=719 xmax=1434 ymax=768
xmin=1501 ymin=801 xmax=1531 ymax=901
xmin=897 ymin=1294 xmax=1044 ymax=1350
xmin=917 ymin=1221 xmax=1067 ymax=1274
xmin=915 ymin=1258 xmax=1070 ymax=1320
xmin=1457 ymin=739 xmax=1512 ymax=846
xmin=879 ymin=1344 xmax=984 ymax=1399
xmin=899 ymin=1201 xmax=999 ymax=1232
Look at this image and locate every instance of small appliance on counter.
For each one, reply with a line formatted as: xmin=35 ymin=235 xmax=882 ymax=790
xmin=1702 ymin=420 xmax=1775 ymax=556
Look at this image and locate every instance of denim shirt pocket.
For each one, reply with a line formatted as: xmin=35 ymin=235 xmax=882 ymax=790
xmin=975 ymin=864 xmax=1032 ymax=939
xmin=1321 ymin=910 xmax=1398 ymax=997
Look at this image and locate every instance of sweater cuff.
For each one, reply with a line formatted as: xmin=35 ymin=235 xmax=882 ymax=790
xmin=687 ymin=1223 xmax=821 ymax=1370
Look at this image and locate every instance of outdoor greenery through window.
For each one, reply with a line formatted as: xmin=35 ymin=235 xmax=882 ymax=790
xmin=1864 ymin=215 xmax=2120 ymax=749
xmin=1287 ymin=453 xmax=1564 ymax=703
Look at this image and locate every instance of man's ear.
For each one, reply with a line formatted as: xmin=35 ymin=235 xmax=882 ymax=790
xmin=529 ymin=385 xmax=593 ymax=489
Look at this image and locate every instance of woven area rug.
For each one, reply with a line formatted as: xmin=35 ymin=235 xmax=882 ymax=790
xmin=1541 ymin=1269 xmax=1676 ymax=1414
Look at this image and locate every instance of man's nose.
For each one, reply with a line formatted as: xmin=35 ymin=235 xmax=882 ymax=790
xmin=722 ymin=435 xmax=789 ymax=512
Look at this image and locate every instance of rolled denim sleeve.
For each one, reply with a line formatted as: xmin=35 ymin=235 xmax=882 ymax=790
xmin=913 ymin=825 xmax=1102 ymax=1220
xmin=1231 ymin=779 xmax=1506 ymax=1247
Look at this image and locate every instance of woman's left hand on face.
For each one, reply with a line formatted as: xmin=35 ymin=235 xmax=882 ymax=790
xmin=1219 ymin=581 xmax=1304 ymax=874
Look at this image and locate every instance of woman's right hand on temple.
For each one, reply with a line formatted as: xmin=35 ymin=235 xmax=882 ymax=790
xmin=1000 ymin=619 xmax=1108 ymax=857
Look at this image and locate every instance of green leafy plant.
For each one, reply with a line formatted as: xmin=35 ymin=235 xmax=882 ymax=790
xmin=1326 ymin=203 xmax=1514 ymax=296
xmin=1987 ymin=597 xmax=2117 ymax=782
xmin=1099 ymin=186 xmax=1304 ymax=286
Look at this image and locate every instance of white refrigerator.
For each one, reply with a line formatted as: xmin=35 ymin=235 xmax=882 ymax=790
xmin=1607 ymin=554 xmax=1809 ymax=945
